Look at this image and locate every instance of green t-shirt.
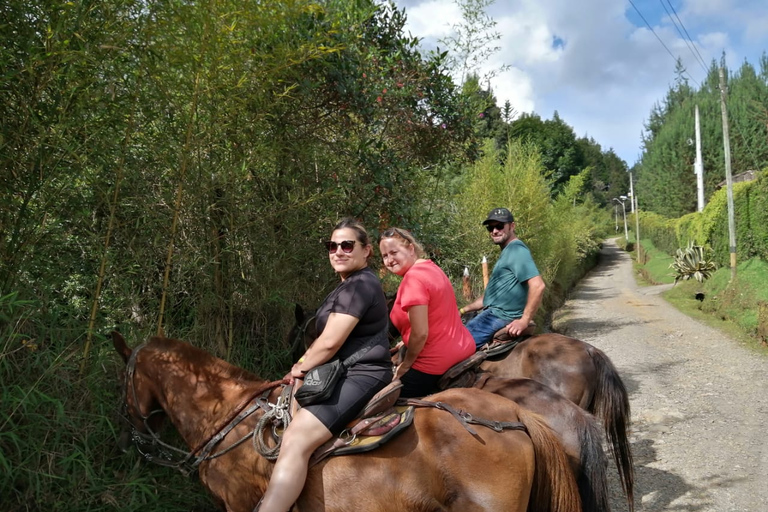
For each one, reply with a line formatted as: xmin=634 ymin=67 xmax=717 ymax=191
xmin=482 ymin=239 xmax=540 ymax=321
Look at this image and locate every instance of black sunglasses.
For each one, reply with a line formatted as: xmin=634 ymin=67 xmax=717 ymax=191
xmin=485 ymin=223 xmax=506 ymax=232
xmin=324 ymin=240 xmax=356 ymax=253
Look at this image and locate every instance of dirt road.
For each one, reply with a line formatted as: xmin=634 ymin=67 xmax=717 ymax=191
xmin=552 ymin=239 xmax=768 ymax=511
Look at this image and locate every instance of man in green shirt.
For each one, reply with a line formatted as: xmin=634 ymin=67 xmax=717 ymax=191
xmin=461 ymin=208 xmax=546 ymax=349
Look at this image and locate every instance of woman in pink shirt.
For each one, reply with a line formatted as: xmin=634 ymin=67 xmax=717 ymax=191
xmin=379 ymin=227 xmax=475 ymax=398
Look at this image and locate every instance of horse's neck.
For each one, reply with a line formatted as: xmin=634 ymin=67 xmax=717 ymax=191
xmin=152 ymin=358 xmax=265 ymax=448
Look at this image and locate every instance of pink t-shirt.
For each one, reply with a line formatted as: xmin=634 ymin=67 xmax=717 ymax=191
xmin=390 ymin=260 xmax=475 ymax=375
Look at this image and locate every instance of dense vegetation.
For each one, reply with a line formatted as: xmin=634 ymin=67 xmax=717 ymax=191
xmin=1 ymin=1 xmax=620 ymax=510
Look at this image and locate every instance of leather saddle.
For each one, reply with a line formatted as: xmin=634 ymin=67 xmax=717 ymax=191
xmin=309 ymin=380 xmax=412 ymax=465
xmin=436 ymin=321 xmax=537 ymax=389
xmin=482 ymin=321 xmax=535 ymax=358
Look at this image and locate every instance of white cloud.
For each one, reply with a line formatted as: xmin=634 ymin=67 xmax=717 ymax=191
xmin=400 ymin=0 xmax=459 ymax=39
xmin=394 ymin=0 xmax=768 ymax=165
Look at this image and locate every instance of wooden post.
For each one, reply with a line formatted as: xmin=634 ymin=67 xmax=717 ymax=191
xmin=481 ymin=256 xmax=489 ymax=289
xmin=462 ymin=267 xmax=471 ymax=300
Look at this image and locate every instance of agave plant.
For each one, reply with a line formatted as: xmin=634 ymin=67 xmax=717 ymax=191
xmin=670 ymin=241 xmax=717 ymax=284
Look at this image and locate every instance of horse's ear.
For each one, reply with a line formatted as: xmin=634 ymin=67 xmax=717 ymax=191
xmin=111 ymin=331 xmax=132 ymax=364
xmin=294 ymin=303 xmax=305 ymax=324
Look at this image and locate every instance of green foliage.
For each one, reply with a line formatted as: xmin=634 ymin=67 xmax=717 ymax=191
xmin=615 ymin=237 xmax=632 ymax=252
xmin=0 ymin=295 xmax=214 ymax=511
xmin=637 ymin=57 xmax=768 ymax=218
xmin=508 ymin=112 xmax=586 ymax=194
xmin=637 ymin=170 xmax=768 ymax=270
xmin=670 ymin=241 xmax=718 ymax=284
xmin=0 ymin=0 xmax=475 ymax=357
xmin=637 ymin=211 xmax=678 ymax=254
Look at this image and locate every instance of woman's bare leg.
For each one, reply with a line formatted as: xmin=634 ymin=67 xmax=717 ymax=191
xmin=259 ymin=408 xmax=332 ymax=512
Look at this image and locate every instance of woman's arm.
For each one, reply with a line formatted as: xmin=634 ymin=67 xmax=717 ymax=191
xmin=290 ymin=312 xmax=359 ymax=380
xmin=395 ymin=304 xmax=428 ymax=380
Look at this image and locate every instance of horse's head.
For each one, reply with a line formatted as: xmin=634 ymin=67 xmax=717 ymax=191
xmin=112 ymin=331 xmax=167 ymax=451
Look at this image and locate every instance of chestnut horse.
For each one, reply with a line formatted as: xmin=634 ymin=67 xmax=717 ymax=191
xmin=112 ymin=332 xmax=581 ymax=512
xmin=289 ymin=305 xmax=633 ymax=512
xmin=480 ymin=334 xmax=634 ymax=512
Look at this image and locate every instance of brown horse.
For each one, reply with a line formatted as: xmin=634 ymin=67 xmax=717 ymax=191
xmin=473 ymin=374 xmax=610 ymax=512
xmin=289 ymin=305 xmax=633 ymax=511
xmin=480 ymin=334 xmax=634 ymax=512
xmin=112 ymin=332 xmax=581 ymax=512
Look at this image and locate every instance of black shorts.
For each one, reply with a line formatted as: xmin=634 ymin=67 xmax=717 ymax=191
xmin=399 ymin=367 xmax=442 ymax=398
xmin=303 ymin=363 xmax=392 ymax=435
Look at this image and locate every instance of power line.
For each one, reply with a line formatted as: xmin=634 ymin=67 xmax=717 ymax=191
xmin=627 ymin=0 xmax=700 ymax=88
xmin=665 ymin=0 xmax=710 ymax=72
xmin=659 ymin=0 xmax=708 ymax=74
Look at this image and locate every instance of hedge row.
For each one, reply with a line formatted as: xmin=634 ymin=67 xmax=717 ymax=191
xmin=636 ymin=170 xmax=768 ymax=266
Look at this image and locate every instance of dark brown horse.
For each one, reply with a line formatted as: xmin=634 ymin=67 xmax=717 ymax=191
xmin=473 ymin=374 xmax=610 ymax=512
xmin=480 ymin=334 xmax=634 ymax=512
xmin=112 ymin=332 xmax=581 ymax=512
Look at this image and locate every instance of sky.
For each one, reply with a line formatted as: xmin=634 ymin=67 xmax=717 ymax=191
xmin=391 ymin=0 xmax=768 ymax=167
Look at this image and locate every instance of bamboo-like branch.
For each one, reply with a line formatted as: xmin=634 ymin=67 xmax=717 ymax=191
xmin=81 ymin=92 xmax=138 ymax=374
xmin=157 ymin=71 xmax=202 ymax=337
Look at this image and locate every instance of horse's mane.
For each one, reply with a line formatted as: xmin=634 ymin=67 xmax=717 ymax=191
xmin=146 ymin=335 xmax=263 ymax=383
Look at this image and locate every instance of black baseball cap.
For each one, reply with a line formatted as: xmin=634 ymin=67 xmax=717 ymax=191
xmin=482 ymin=207 xmax=514 ymax=225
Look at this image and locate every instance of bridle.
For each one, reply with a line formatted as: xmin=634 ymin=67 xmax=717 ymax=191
xmin=120 ymin=343 xmax=291 ymax=476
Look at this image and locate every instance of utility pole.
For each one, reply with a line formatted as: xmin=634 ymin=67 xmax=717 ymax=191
xmin=719 ymin=67 xmax=737 ymax=281
xmin=613 ymin=197 xmax=628 ymax=241
xmin=630 ymin=172 xmax=641 ymax=261
xmin=694 ymin=104 xmax=705 ymax=211
xmin=628 ymin=172 xmax=635 ymax=213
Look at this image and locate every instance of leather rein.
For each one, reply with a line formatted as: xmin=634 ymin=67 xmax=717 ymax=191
xmin=121 ymin=343 xmax=289 ymax=475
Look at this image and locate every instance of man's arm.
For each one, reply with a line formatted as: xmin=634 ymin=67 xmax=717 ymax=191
xmin=507 ymin=275 xmax=545 ymax=336
xmin=460 ymin=294 xmax=484 ymax=315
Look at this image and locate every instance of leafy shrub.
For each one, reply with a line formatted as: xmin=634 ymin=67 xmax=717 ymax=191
xmin=670 ymin=241 xmax=717 ymax=284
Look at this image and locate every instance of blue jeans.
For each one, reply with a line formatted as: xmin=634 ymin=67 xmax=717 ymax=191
xmin=465 ymin=309 xmax=509 ymax=349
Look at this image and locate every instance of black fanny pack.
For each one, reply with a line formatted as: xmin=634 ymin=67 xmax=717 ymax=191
xmin=294 ymin=331 xmax=386 ymax=407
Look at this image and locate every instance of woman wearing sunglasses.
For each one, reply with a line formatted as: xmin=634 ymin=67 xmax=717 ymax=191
xmin=259 ymin=218 xmax=392 ymax=512
xmin=379 ymin=227 xmax=475 ymax=398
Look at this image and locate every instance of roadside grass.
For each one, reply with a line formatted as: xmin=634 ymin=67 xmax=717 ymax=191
xmin=632 ymin=240 xmax=768 ymax=353
xmin=631 ymin=239 xmax=675 ymax=286
xmin=0 ymin=296 xmax=217 ymax=512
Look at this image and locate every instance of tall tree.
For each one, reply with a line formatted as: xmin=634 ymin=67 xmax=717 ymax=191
xmin=438 ymin=0 xmax=509 ymax=86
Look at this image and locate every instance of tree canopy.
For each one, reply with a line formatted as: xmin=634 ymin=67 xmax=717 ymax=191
xmin=637 ymin=55 xmax=768 ymax=217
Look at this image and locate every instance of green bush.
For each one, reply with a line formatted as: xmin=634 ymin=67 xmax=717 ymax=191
xmin=670 ymin=241 xmax=717 ymax=284
xmin=638 ymin=170 xmax=768 ymax=267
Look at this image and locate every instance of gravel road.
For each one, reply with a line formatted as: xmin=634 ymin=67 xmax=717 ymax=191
xmin=551 ymin=238 xmax=768 ymax=512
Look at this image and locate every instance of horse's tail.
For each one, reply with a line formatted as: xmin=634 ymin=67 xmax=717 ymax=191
xmin=517 ymin=407 xmax=581 ymax=512
xmin=576 ymin=411 xmax=612 ymax=512
xmin=588 ymin=346 xmax=634 ymax=512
